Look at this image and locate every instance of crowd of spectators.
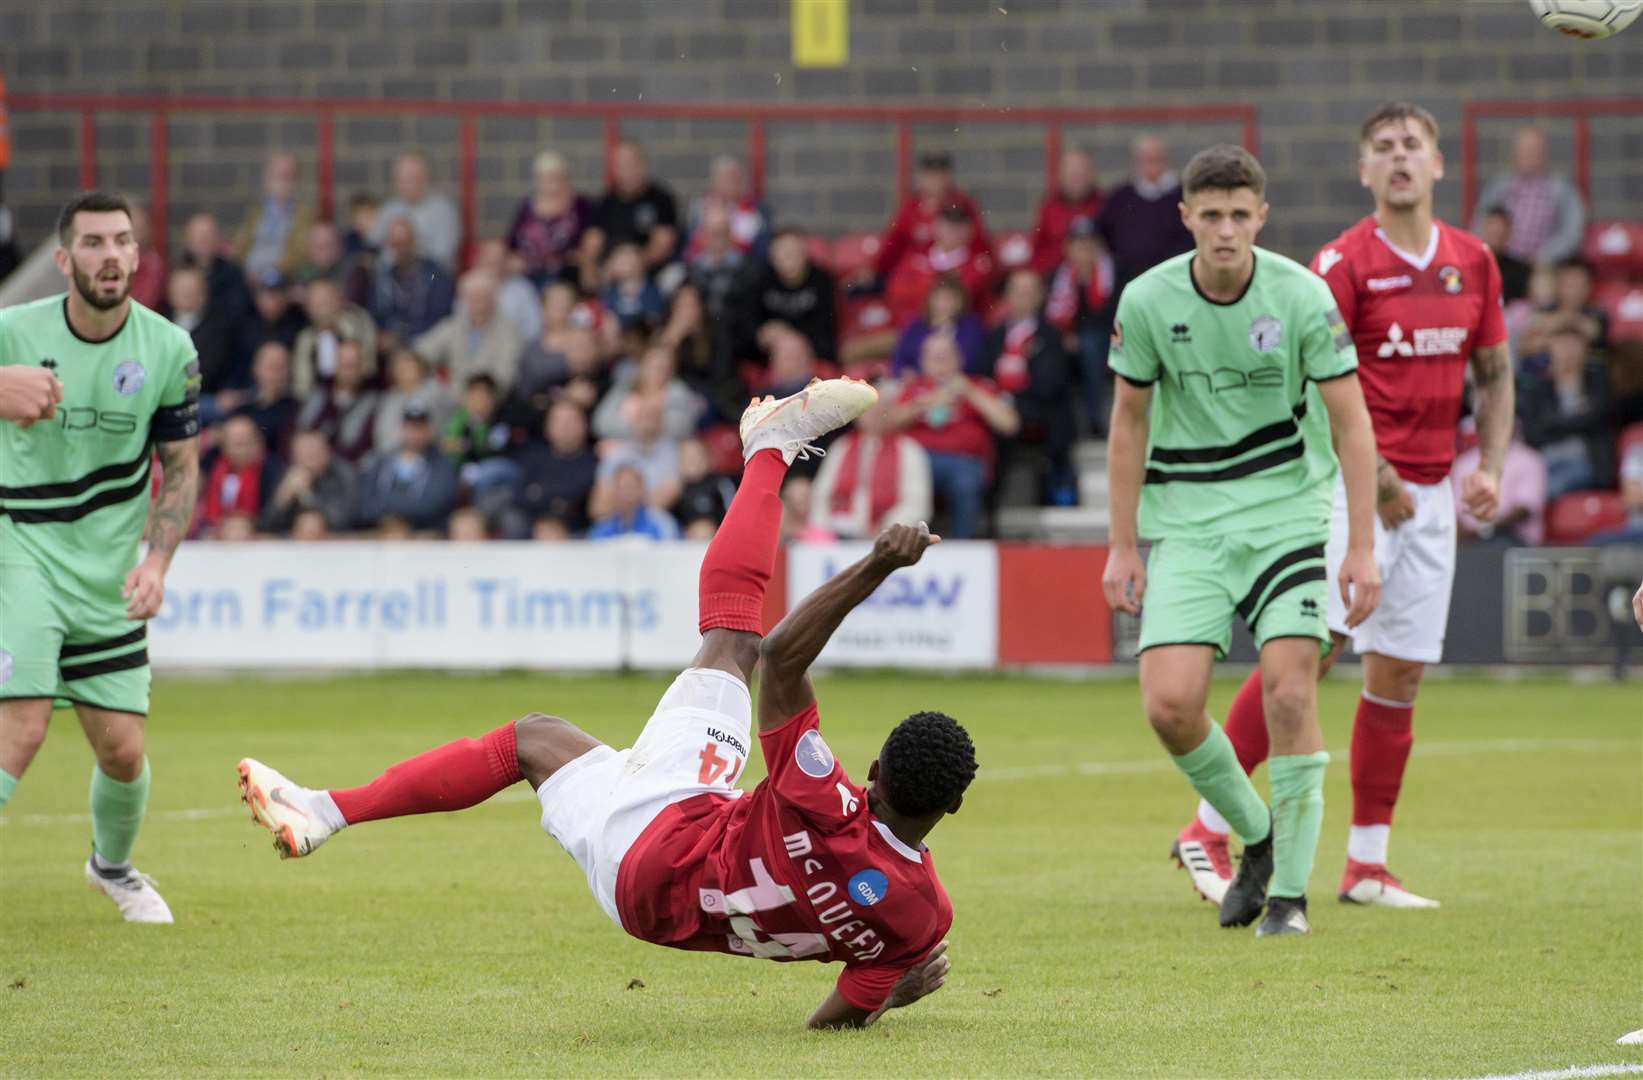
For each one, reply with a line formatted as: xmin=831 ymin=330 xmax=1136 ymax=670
xmin=44 ymin=124 xmax=1640 ymax=547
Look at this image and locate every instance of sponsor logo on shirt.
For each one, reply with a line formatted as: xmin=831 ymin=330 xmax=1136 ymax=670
xmin=795 ymin=729 xmax=835 ymax=778
xmin=707 ymin=727 xmax=747 ymax=757
xmin=1376 ymin=321 xmax=1468 ymax=358
xmin=1316 ymin=248 xmax=1344 ymax=276
xmin=1366 ymin=274 xmax=1413 ymax=292
xmin=112 ymin=359 xmax=145 ymax=396
xmin=848 ymin=868 xmax=889 ymax=907
xmin=836 ymin=782 xmax=860 ymax=816
xmin=1169 ymin=322 xmax=1191 ymax=343
xmin=1248 ymin=315 xmax=1282 ymax=354
xmin=1438 ymin=265 xmax=1464 ymax=294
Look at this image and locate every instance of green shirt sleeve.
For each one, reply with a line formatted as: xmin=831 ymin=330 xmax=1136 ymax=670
xmin=1300 ymin=275 xmax=1358 ymax=383
xmin=151 ymin=333 xmax=202 ymax=442
xmin=1108 ymin=290 xmax=1161 ymax=386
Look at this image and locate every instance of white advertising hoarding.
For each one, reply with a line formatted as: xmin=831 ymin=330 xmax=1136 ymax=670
xmin=784 ymin=542 xmax=998 ymax=668
xmin=148 ymin=542 xmax=708 ymax=671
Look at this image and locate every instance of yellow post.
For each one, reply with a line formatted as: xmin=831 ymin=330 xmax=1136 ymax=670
xmin=792 ymin=0 xmax=849 ymax=68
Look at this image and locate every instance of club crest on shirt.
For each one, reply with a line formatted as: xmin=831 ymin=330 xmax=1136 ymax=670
xmin=795 ymin=729 xmax=835 ymax=778
xmin=0 ymin=649 xmax=12 ymax=687
xmin=112 ymin=359 xmax=146 ymax=396
xmin=1248 ymin=314 xmax=1282 ymax=354
xmin=1438 ymin=265 xmax=1463 ymax=294
xmin=848 ymin=868 xmax=889 ymax=907
xmin=1109 ymin=318 xmax=1123 ymax=351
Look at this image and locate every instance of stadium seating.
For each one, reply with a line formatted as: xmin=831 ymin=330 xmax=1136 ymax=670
xmin=1596 ymin=280 xmax=1643 ymax=343
xmin=1544 ymin=489 xmax=1629 ymax=544
xmin=1584 ymin=220 xmax=1643 ymax=282
xmin=830 ymin=232 xmax=881 ymax=278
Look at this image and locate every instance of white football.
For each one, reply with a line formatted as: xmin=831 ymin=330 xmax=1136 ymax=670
xmin=1527 ymin=0 xmax=1643 ymax=38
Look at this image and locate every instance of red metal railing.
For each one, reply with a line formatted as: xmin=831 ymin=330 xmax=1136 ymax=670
xmin=1461 ymin=97 xmax=1643 ymax=225
xmin=12 ymin=93 xmax=1257 ymax=262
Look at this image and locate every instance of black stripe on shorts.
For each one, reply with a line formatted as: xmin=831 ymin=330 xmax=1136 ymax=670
xmin=60 ymin=626 xmax=148 ymax=661
xmin=1235 ymin=543 xmax=1327 ymax=623
xmin=1144 ymin=438 xmax=1303 ymax=485
xmin=60 ymin=648 xmax=149 ymax=683
xmin=1247 ymin=567 xmax=1328 ymax=633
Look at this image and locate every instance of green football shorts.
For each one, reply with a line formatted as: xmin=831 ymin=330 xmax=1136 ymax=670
xmin=0 ymin=561 xmax=151 ymax=715
xmin=1137 ymin=531 xmax=1331 ymax=660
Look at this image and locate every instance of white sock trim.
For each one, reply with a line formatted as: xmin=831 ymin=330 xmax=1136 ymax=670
xmin=1361 ymin=690 xmax=1414 ymax=709
xmin=1347 ymin=824 xmax=1391 ymax=865
xmin=1196 ymin=798 xmax=1232 ymax=836
xmin=312 ymin=790 xmax=349 ymax=833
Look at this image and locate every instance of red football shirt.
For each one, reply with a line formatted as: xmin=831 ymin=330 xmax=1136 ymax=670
xmin=1311 ymin=216 xmax=1507 ymax=485
xmin=615 ymin=703 xmax=953 ymax=1012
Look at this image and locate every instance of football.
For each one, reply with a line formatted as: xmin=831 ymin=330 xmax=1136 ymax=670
xmin=1527 ymin=0 xmax=1643 ymax=38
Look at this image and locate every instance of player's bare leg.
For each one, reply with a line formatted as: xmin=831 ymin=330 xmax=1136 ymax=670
xmin=74 ymin=704 xmax=171 ymax=924
xmin=1340 ymin=651 xmax=1438 ymax=908
xmin=0 ymin=698 xmax=53 ymax=808
xmin=1141 ymin=645 xmax=1273 ymax=924
xmin=1253 ymin=637 xmax=1328 ymax=937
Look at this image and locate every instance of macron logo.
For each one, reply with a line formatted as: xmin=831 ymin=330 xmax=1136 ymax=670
xmin=1316 ymin=248 xmax=1344 ymax=276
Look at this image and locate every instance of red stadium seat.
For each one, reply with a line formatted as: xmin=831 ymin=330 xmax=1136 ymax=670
xmin=1544 ymin=490 xmax=1628 ymax=544
xmin=1618 ymin=421 xmax=1643 ymax=465
xmin=996 ymin=230 xmax=1033 ymax=270
xmin=1596 ymin=282 xmax=1643 ymax=343
xmin=831 ymin=232 xmax=882 ymax=278
xmin=838 ymin=294 xmax=895 ymax=342
xmin=805 ymin=234 xmax=834 ymax=271
xmin=700 ymin=423 xmax=745 ymax=478
xmin=1583 ymin=220 xmax=1643 ymax=282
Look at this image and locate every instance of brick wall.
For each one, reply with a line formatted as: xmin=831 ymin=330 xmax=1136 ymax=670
xmin=3 ymin=0 xmax=1639 ymax=261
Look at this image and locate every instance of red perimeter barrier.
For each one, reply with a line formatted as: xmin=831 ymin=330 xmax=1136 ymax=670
xmin=1461 ymin=97 xmax=1643 ymax=226
xmin=11 ymin=94 xmax=1257 ymax=263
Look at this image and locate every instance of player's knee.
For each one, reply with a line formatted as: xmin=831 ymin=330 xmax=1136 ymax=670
xmin=98 ymin=730 xmax=147 ymax=779
xmin=1261 ymin=673 xmax=1315 ymax=734
xmin=514 ymin=712 xmax=570 ymax=767
xmin=1142 ymin=688 xmax=1205 ymax=746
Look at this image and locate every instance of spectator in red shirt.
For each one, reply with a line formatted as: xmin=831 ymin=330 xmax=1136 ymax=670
xmin=982 ymin=269 xmax=1078 ymax=506
xmin=884 ymin=205 xmax=997 ymax=330
xmin=685 ymin=155 xmax=770 ymax=262
xmin=889 ymin=333 xmax=1019 ymax=539
xmin=1030 ymin=148 xmax=1102 ymax=274
xmin=201 ymin=414 xmax=283 ymax=535
xmin=126 ymin=203 xmax=167 ymax=311
xmin=1043 ymin=218 xmax=1111 ymax=435
xmin=865 ymin=152 xmax=991 ymax=285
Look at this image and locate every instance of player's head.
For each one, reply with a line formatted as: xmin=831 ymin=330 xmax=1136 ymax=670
xmin=1358 ymin=102 xmax=1443 ymax=212
xmin=1179 ymin=145 xmax=1268 ymax=273
xmin=868 ymin=711 xmax=977 ymax=827
xmin=55 ymin=191 xmax=137 ymax=312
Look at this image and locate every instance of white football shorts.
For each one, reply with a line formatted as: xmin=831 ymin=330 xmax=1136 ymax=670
xmin=1325 ymin=476 xmax=1457 ymax=664
xmin=535 ymin=667 xmax=752 ymax=927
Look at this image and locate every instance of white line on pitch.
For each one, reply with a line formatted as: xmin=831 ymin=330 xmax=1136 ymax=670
xmin=1463 ymin=1064 xmax=1643 ymax=1080
xmin=0 ymin=737 xmax=1631 ymax=828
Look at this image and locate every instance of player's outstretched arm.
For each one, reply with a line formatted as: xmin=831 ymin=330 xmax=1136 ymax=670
xmin=126 ymin=436 xmax=200 ymax=620
xmin=756 ymin=523 xmax=939 ymax=731
xmin=806 ymin=941 xmax=951 ymax=1030
xmin=1101 ymin=378 xmax=1151 ymax=616
xmin=1462 ymin=341 xmax=1515 ymax=523
xmin=1317 ymin=374 xmax=1381 ymax=628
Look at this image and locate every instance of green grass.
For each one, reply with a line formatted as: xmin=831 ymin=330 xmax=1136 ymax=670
xmin=2 ymin=672 xmax=1639 ymax=1078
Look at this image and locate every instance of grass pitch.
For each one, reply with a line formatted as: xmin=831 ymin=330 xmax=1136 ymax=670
xmin=2 ymin=671 xmax=1639 ymax=1078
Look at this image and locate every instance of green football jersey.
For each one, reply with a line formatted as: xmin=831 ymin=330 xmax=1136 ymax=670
xmin=1108 ymin=247 xmax=1357 ymax=540
xmin=0 ymin=295 xmax=199 ymax=602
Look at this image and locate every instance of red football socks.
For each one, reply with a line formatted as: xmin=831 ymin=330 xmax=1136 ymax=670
xmin=1350 ymin=693 xmax=1414 ymax=827
xmin=698 ymin=447 xmax=788 ymax=634
xmin=1222 ymin=669 xmax=1270 ymax=775
xmin=329 ymin=722 xmax=523 ymax=825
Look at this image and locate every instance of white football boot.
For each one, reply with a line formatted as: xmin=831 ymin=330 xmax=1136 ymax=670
xmin=1338 ymin=859 xmax=1441 ymax=908
xmin=237 ymin=758 xmax=339 ymax=859
xmin=85 ymin=858 xmax=174 ymax=924
xmin=739 ymin=376 xmax=879 ymax=464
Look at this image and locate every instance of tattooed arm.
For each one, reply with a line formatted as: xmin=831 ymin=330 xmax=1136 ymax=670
xmin=125 ymin=436 xmax=200 ymax=620
xmin=1461 ymin=341 xmax=1515 ymax=522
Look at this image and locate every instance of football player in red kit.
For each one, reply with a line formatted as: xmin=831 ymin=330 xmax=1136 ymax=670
xmin=237 ymin=376 xmax=974 ymax=1030
xmin=1172 ymin=102 xmax=1514 ymax=910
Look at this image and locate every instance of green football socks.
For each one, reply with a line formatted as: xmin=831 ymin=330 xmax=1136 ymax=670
xmin=1171 ymin=722 xmax=1272 ymax=844
xmin=0 ymin=767 xmax=16 ymax=812
xmin=90 ymin=757 xmax=151 ymax=866
xmin=1269 ymin=751 xmax=1329 ymax=898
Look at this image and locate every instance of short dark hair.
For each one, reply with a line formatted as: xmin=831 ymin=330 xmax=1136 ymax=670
xmin=1181 ymin=144 xmax=1266 ymax=200
xmin=1484 ymin=205 xmax=1512 ymax=224
xmin=1556 ymin=255 xmax=1592 ymax=275
xmin=1359 ymin=101 xmax=1440 ymax=147
xmin=57 ymin=191 xmax=133 ymax=247
xmin=770 ymin=225 xmax=808 ymax=243
xmin=879 ymin=711 xmax=976 ymax=817
xmin=464 ymin=372 xmax=499 ymax=392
